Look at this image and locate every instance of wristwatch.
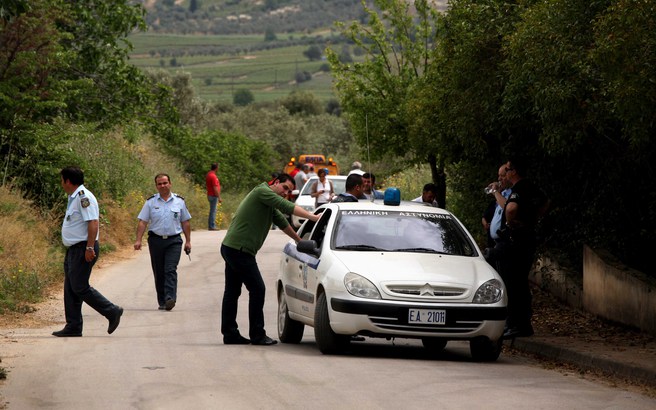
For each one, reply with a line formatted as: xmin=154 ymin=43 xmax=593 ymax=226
xmin=86 ymin=246 xmax=94 ymax=251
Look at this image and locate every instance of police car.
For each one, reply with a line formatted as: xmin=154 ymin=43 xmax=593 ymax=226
xmin=277 ymin=189 xmax=507 ymax=361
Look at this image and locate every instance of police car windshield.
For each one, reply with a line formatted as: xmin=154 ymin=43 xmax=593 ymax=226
xmin=332 ymin=211 xmax=476 ymax=256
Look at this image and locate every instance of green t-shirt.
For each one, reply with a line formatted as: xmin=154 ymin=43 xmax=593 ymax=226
xmin=222 ymin=182 xmax=295 ymax=255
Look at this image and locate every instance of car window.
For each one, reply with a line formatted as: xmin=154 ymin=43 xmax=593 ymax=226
xmin=332 ymin=211 xmax=476 ymax=256
xmin=310 ymin=209 xmax=331 ymax=250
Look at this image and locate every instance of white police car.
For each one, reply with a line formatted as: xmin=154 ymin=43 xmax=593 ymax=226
xmin=277 ymin=188 xmax=507 ymax=361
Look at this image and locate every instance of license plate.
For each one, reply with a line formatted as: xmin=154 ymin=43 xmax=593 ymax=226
xmin=408 ymin=309 xmax=446 ymax=325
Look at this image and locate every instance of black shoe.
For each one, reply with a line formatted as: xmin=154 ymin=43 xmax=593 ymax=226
xmin=251 ymin=336 xmax=278 ymax=346
xmin=107 ymin=307 xmax=123 ymax=334
xmin=223 ymin=335 xmax=251 ymax=345
xmin=158 ymin=305 xmax=166 ymax=310
xmin=165 ymin=299 xmax=176 ymax=311
xmin=503 ymin=325 xmax=534 ymax=339
xmin=52 ymin=328 xmax=82 ymax=337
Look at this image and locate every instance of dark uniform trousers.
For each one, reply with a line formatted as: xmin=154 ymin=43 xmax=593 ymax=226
xmin=496 ymin=234 xmax=536 ymax=329
xmin=147 ymin=233 xmax=182 ymax=306
xmin=64 ymin=241 xmax=116 ymax=331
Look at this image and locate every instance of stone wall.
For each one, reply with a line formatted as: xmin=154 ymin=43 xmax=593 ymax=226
xmin=531 ymin=246 xmax=656 ymax=336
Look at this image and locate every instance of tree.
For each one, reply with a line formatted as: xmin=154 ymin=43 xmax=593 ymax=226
xmin=264 ymin=27 xmax=277 ymax=41
xmin=327 ymin=0 xmax=444 ymax=204
xmin=233 ymin=89 xmax=254 ymax=106
xmin=303 ymin=45 xmax=323 ymax=61
xmin=280 ymin=91 xmax=324 ymax=116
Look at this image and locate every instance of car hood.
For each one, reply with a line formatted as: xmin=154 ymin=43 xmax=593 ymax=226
xmin=332 ymin=251 xmax=496 ymax=287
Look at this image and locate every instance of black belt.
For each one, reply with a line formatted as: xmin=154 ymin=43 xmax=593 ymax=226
xmin=148 ymin=232 xmax=180 ymax=239
xmin=71 ymin=241 xmax=97 ymax=249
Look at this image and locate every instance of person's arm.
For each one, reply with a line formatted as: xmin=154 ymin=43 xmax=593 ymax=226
xmin=504 ymin=202 xmax=520 ymax=229
xmin=493 ymin=190 xmax=506 ymax=208
xmin=282 ymin=225 xmax=302 ymax=242
xmin=213 ymin=184 xmax=221 ymax=201
xmin=86 ymin=219 xmax=99 ymax=262
xmin=310 ymin=181 xmax=321 ymax=198
xmin=134 ymin=220 xmax=149 ymax=250
xmin=181 ymin=220 xmax=191 ymax=252
xmin=292 ymin=205 xmax=320 ymax=222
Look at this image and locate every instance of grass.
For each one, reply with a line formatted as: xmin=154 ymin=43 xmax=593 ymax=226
xmin=129 ymin=33 xmax=339 ymax=104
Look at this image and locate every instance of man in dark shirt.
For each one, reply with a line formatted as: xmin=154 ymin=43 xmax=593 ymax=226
xmin=497 ymin=159 xmax=550 ymax=339
xmin=331 ymin=174 xmax=364 ymax=202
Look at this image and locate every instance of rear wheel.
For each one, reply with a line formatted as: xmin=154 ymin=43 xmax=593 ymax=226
xmin=314 ymin=292 xmax=350 ymax=354
xmin=278 ymin=288 xmax=304 ymax=343
xmin=470 ymin=337 xmax=502 ymax=362
xmin=421 ymin=337 xmax=448 ymax=354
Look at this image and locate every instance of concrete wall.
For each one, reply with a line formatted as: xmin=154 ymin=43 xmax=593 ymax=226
xmin=531 ymin=246 xmax=656 ymax=336
xmin=582 ymin=245 xmax=656 ymax=335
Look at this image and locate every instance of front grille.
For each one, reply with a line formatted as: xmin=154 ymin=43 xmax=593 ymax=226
xmin=385 ymin=284 xmax=466 ymax=298
xmin=369 ymin=316 xmax=483 ymax=333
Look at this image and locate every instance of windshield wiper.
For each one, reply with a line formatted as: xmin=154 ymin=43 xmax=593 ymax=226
xmin=392 ymin=247 xmax=447 ymax=254
xmin=336 ymin=244 xmax=383 ymax=251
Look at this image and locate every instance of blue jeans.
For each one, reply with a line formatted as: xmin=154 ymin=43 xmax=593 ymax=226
xmin=207 ymin=195 xmax=218 ymax=229
xmin=220 ymin=244 xmax=267 ymax=341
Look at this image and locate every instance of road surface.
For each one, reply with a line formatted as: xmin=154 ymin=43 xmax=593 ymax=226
xmin=1 ymin=230 xmax=654 ymax=409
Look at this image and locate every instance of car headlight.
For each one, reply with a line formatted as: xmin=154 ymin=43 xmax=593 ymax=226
xmin=472 ymin=279 xmax=504 ymax=304
xmin=344 ymin=272 xmax=381 ymax=299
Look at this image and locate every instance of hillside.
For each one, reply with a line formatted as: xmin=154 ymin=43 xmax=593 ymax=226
xmin=139 ymin=0 xmax=370 ymax=34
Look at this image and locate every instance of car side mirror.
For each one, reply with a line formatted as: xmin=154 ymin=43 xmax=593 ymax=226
xmin=297 ymin=240 xmax=320 ymax=257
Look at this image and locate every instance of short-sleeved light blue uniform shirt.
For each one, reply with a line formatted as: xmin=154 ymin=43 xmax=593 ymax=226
xmin=490 ymin=188 xmax=512 ymax=240
xmin=137 ymin=193 xmax=191 ymax=236
xmin=62 ymin=185 xmax=99 ymax=247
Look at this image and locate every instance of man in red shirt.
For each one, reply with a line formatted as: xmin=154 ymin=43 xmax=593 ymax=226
xmin=206 ymin=163 xmax=222 ymax=230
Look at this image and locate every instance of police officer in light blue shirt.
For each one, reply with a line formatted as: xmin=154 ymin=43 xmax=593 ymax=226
xmin=134 ymin=173 xmax=191 ymax=311
xmin=490 ymin=188 xmax=512 ymax=242
xmin=52 ymin=166 xmax=123 ymax=337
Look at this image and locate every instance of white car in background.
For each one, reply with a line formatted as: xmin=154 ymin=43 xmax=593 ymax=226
xmin=291 ymin=175 xmax=347 ymax=228
xmin=277 ymin=192 xmax=507 ymax=361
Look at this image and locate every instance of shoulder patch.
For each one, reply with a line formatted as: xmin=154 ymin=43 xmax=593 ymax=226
xmin=81 ymin=197 xmax=90 ymax=208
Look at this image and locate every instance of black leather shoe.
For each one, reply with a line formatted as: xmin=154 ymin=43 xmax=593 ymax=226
xmin=223 ymin=335 xmax=251 ymax=345
xmin=52 ymin=329 xmax=82 ymax=337
xmin=107 ymin=307 xmax=123 ymax=334
xmin=165 ymin=299 xmax=176 ymax=311
xmin=158 ymin=305 xmax=166 ymax=310
xmin=251 ymin=336 xmax=278 ymax=346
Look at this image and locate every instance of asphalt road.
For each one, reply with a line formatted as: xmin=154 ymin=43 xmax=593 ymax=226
xmin=1 ymin=230 xmax=655 ymax=409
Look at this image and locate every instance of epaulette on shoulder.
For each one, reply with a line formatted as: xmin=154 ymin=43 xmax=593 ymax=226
xmin=147 ymin=194 xmax=156 ymax=200
xmin=174 ymin=194 xmax=185 ymax=201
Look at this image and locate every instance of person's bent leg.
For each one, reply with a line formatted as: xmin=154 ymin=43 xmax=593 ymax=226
xmin=67 ymin=244 xmax=117 ymax=318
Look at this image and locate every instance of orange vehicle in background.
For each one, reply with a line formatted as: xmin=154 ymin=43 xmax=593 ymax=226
xmin=284 ymin=154 xmax=340 ymax=176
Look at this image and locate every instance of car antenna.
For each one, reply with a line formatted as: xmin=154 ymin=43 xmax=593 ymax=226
xmin=365 ymin=113 xmax=374 ymax=202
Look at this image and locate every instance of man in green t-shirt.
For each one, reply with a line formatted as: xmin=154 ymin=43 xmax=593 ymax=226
xmin=221 ymin=173 xmax=319 ymax=346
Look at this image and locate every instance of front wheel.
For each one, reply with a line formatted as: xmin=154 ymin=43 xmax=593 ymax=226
xmin=314 ymin=292 xmax=349 ymax=354
xmin=278 ymin=288 xmax=304 ymax=343
xmin=470 ymin=337 xmax=502 ymax=362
